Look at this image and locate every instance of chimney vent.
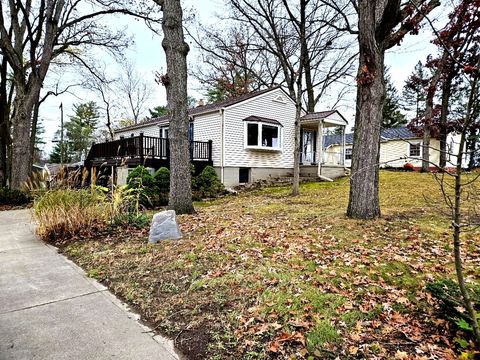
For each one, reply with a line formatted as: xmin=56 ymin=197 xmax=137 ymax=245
xmin=197 ymin=99 xmax=205 ymax=107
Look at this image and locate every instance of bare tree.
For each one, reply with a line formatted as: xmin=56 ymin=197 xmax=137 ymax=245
xmin=433 ymin=64 xmax=480 ymax=348
xmin=228 ymin=0 xmax=356 ymax=195
xmin=325 ymin=0 xmax=441 ymax=219
xmin=187 ymin=23 xmax=283 ymax=95
xmin=118 ymin=61 xmax=152 ymax=124
xmin=154 ymin=0 xmax=194 ymax=214
xmin=0 ymin=0 xmax=159 ymax=189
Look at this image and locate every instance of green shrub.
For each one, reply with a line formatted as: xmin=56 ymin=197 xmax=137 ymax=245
xmin=112 ymin=213 xmax=151 ymax=229
xmin=0 ymin=187 xmax=32 ymax=206
xmin=153 ymin=167 xmax=170 ymax=206
xmin=193 ymin=165 xmax=225 ymax=199
xmin=34 ymin=188 xmax=107 ymax=240
xmin=126 ymin=166 xmax=157 ymax=207
xmin=126 ymin=166 xmax=156 ymax=189
xmin=154 ymin=167 xmax=170 ymax=192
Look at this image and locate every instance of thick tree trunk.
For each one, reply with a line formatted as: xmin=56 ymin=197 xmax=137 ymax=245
xmin=10 ymin=90 xmax=35 ymax=189
xmin=346 ymin=3 xmax=384 ymax=219
xmin=0 ymin=56 xmax=10 ymax=187
xmin=347 ymin=57 xmax=383 ymax=218
xmin=160 ymin=0 xmax=193 ymax=214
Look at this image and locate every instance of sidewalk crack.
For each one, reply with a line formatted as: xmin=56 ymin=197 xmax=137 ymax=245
xmin=0 ymin=289 xmax=108 ymax=315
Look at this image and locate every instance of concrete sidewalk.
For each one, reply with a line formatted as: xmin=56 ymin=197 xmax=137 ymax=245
xmin=0 ymin=209 xmax=179 ymax=360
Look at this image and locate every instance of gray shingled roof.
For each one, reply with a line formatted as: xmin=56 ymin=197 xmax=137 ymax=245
xmin=116 ymin=86 xmax=283 ymax=132
xmin=323 ymin=127 xmax=418 ymax=147
xmin=300 ymin=110 xmax=337 ymax=121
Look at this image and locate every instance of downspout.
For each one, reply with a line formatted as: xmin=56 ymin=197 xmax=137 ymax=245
xmin=317 ymin=120 xmax=333 ymax=181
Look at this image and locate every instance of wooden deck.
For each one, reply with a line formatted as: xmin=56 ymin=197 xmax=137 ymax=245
xmin=85 ymin=134 xmax=213 ymax=170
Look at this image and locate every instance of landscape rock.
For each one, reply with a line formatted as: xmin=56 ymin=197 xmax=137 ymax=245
xmin=148 ymin=210 xmax=182 ymax=243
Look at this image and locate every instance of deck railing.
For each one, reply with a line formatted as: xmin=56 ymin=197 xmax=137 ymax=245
xmin=86 ymin=134 xmax=212 ymax=165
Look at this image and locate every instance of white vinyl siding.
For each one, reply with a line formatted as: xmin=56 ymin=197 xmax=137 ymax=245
xmin=329 ymin=138 xmax=452 ymax=169
xmin=192 ymin=111 xmax=222 ymax=166
xmin=114 ymin=124 xmax=160 ymax=139
xmin=223 ymin=88 xmax=297 ymax=168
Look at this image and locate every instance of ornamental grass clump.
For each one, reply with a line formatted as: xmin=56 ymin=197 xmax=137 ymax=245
xmin=34 ymin=188 xmax=107 ymax=240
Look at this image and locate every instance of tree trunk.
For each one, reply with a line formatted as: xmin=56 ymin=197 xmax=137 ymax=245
xmin=292 ymin=92 xmax=302 ymax=196
xmin=304 ymin=52 xmax=315 ymax=113
xmin=291 ymin=0 xmax=307 ymax=197
xmin=29 ymin=99 xmax=40 ymax=166
xmin=10 ymin=89 xmax=35 ymax=189
xmin=439 ymin=73 xmax=453 ymax=168
xmin=466 ymin=127 xmax=477 ymax=170
xmin=422 ymin=125 xmax=431 ymax=172
xmin=346 ymin=3 xmax=383 ymax=219
xmin=0 ymin=56 xmax=10 ymax=187
xmin=160 ymin=0 xmax=193 ymax=214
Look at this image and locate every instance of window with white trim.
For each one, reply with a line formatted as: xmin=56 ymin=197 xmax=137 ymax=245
xmin=409 ymin=143 xmax=421 ymax=157
xmin=245 ymin=122 xmax=282 ymax=149
xmin=345 ymin=148 xmax=352 ymax=160
xmin=159 ymin=126 xmax=169 ymax=139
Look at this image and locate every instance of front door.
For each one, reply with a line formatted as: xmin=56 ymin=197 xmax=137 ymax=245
xmin=302 ymin=130 xmax=316 ymax=164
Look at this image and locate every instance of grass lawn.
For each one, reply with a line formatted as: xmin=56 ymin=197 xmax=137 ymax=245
xmin=57 ymin=171 xmax=479 ymax=359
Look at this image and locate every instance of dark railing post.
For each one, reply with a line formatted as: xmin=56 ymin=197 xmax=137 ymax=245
xmin=166 ymin=139 xmax=170 ymax=160
xmin=189 ymin=141 xmax=194 ymax=160
xmin=139 ymin=133 xmax=144 ymax=164
xmin=208 ymin=140 xmax=213 ymax=162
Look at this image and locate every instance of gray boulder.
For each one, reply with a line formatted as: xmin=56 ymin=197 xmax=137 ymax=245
xmin=148 ymin=210 xmax=182 ymax=243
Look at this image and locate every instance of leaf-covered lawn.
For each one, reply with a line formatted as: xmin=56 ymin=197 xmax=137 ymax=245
xmin=61 ymin=171 xmax=479 ymax=359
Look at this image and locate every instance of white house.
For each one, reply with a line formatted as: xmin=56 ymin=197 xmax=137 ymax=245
xmin=87 ymin=87 xmax=349 ymax=188
xmin=324 ymin=127 xmax=466 ymax=169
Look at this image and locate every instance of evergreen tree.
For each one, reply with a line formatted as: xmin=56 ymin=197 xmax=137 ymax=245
xmin=33 ymin=119 xmax=46 ymax=162
xmin=149 ymin=105 xmax=168 ymax=118
xmin=49 ymin=142 xmax=72 ymax=164
xmin=402 ymin=61 xmax=429 ymax=120
xmin=382 ymin=69 xmax=407 ymax=128
xmin=64 ymin=102 xmax=99 ymax=162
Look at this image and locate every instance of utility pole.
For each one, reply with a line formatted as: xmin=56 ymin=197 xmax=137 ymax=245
xmin=60 ymin=103 xmax=64 ymax=166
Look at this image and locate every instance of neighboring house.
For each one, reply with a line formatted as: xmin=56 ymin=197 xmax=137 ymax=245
xmin=324 ymin=127 xmax=465 ymax=169
xmin=86 ymin=86 xmax=349 ymax=188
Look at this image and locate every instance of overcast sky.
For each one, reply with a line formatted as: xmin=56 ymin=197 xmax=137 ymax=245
xmin=39 ymin=1 xmax=446 ymax=156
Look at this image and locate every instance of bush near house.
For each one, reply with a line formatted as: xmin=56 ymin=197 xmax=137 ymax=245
xmin=126 ymin=165 xmax=226 ymax=205
xmin=154 ymin=167 xmax=170 ymax=206
xmin=192 ymin=165 xmax=225 ymax=200
xmin=0 ymin=187 xmax=31 ymax=207
xmin=126 ymin=166 xmax=157 ymax=208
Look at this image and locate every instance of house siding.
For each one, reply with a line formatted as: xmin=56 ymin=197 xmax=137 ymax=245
xmin=325 ymin=138 xmax=455 ymax=168
xmin=192 ymin=111 xmax=222 ymax=167
xmin=114 ymin=124 xmax=160 ymax=139
xmin=223 ymin=88 xmax=297 ymax=168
